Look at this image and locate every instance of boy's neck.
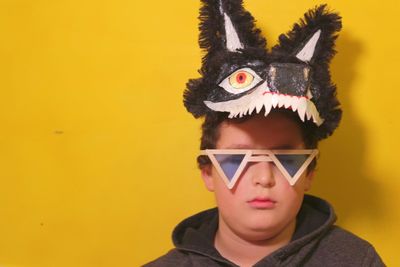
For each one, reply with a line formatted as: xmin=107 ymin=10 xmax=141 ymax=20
xmin=214 ymin=218 xmax=296 ymax=267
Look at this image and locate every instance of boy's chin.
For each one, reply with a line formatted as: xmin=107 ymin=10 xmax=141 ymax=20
xmin=229 ymin=216 xmax=297 ymax=243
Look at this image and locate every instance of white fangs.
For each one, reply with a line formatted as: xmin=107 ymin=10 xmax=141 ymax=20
xmin=203 ymin=87 xmax=324 ymax=126
xmin=290 ymin=96 xmax=299 ymax=112
xmin=283 ymin=96 xmax=291 ymax=108
xmin=271 ymin=94 xmax=279 ymax=108
xmin=297 ymin=98 xmax=307 ymax=121
xmin=255 ymin=97 xmax=264 ymax=113
xmin=264 ymin=101 xmax=272 ymax=116
xmin=278 ymin=94 xmax=286 ymax=108
xmin=306 ymin=108 xmax=312 ymax=121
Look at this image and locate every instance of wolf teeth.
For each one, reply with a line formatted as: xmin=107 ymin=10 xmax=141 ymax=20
xmin=264 ymin=101 xmax=272 ymax=116
xmin=297 ymin=98 xmax=307 ymax=121
xmin=204 ymin=89 xmax=323 ymax=126
xmin=290 ymin=97 xmax=299 ymax=112
xmin=278 ymin=94 xmax=286 ymax=108
xmin=248 ymin=101 xmax=256 ymax=115
xmin=283 ymin=96 xmax=291 ymax=108
xmin=297 ymin=106 xmax=306 ymax=121
xmin=306 ymin=108 xmax=312 ymax=120
xmin=255 ymin=97 xmax=264 ymax=113
xmin=308 ymin=103 xmax=323 ymax=125
xmin=271 ymin=94 xmax=279 ymax=108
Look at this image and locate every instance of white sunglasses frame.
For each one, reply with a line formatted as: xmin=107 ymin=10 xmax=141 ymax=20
xmin=200 ymin=149 xmax=319 ymax=189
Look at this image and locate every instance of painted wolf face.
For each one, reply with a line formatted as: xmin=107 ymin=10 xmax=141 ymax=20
xmin=184 ymin=0 xmax=342 ymax=140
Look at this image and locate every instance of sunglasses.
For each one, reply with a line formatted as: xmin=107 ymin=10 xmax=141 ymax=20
xmin=200 ymin=149 xmax=318 ymax=189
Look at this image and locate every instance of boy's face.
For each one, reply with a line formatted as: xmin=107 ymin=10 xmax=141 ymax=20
xmin=201 ymin=112 xmax=313 ymax=241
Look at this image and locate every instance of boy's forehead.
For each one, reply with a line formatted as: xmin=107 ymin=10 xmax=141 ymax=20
xmin=216 ymin=113 xmax=304 ymax=149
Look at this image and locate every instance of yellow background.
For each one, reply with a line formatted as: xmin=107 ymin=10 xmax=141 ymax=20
xmin=0 ymin=0 xmax=399 ymax=266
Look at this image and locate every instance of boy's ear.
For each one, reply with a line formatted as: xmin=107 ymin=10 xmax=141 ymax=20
xmin=201 ymin=165 xmax=215 ymax=192
xmin=304 ymin=170 xmax=315 ymax=192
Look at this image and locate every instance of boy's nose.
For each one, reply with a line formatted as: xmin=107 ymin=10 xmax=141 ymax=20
xmin=251 ymin=161 xmax=276 ymax=187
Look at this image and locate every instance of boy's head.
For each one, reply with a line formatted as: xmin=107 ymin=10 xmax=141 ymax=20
xmin=181 ymin=0 xmax=342 ymax=242
xmin=199 ymin=110 xmax=315 ymax=240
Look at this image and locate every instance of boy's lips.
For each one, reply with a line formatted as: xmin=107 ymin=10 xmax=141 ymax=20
xmin=247 ymin=197 xmax=277 ymax=209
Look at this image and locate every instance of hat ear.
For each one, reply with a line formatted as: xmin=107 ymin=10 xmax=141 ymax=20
xmin=295 ymin=29 xmax=321 ymax=62
xmin=272 ymin=4 xmax=341 ymax=64
xmin=199 ymin=0 xmax=266 ymax=59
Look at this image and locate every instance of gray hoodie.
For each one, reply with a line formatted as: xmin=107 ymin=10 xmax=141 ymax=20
xmin=144 ymin=195 xmax=384 ymax=266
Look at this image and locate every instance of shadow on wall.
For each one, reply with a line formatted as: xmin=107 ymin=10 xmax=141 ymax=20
xmin=312 ymin=31 xmax=384 ymax=224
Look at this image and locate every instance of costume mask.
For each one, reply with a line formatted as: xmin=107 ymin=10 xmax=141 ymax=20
xmin=184 ymin=0 xmax=342 ymax=140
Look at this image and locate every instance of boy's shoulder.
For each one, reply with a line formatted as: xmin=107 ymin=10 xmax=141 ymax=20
xmin=278 ymin=195 xmax=385 ymax=266
xmin=305 ymin=225 xmax=385 ymax=266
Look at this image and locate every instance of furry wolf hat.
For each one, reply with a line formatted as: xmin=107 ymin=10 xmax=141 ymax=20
xmin=183 ymin=0 xmax=342 ymax=140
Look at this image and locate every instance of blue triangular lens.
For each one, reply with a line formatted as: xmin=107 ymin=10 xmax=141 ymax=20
xmin=275 ymin=154 xmax=309 ymax=177
xmin=214 ymin=154 xmax=246 ymax=181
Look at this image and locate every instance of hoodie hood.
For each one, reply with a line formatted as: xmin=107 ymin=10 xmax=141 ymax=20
xmin=172 ymin=194 xmax=336 ymax=266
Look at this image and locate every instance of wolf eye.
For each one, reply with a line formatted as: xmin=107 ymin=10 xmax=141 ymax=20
xmin=219 ymin=68 xmax=262 ymax=94
xmin=230 ymin=71 xmax=254 ymax=88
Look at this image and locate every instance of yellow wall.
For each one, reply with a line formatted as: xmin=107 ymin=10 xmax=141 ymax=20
xmin=0 ymin=0 xmax=399 ymax=266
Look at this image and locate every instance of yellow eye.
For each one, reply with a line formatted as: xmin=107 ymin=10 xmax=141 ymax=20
xmin=229 ymin=70 xmax=254 ymax=89
xmin=219 ymin=67 xmax=262 ymax=95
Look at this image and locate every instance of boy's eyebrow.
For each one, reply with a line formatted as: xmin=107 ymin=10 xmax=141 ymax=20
xmin=221 ymin=144 xmax=299 ymax=149
xmin=269 ymin=144 xmax=298 ymax=150
xmin=222 ymin=144 xmax=252 ymax=149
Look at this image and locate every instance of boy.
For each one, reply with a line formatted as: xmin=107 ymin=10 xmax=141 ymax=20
xmin=145 ymin=1 xmax=384 ymax=266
